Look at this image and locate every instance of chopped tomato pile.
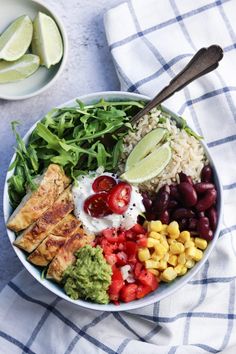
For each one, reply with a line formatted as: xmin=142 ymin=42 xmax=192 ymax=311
xmin=96 ymin=224 xmax=159 ymax=304
xmin=84 ymin=175 xmax=132 ymax=217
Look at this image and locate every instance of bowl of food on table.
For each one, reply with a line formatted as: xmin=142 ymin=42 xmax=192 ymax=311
xmin=3 ymin=91 xmax=222 ymax=311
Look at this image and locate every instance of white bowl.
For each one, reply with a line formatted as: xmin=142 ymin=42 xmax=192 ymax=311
xmin=0 ymin=0 xmax=68 ymax=100
xmin=3 ymin=91 xmax=223 ymax=311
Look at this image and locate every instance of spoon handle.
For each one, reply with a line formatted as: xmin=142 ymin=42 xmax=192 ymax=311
xmin=131 ymin=45 xmax=223 ymax=124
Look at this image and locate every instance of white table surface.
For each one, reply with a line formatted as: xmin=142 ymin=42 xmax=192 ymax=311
xmin=0 ymin=0 xmax=124 ymax=291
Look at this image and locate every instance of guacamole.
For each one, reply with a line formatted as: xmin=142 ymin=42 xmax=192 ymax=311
xmin=63 ymin=245 xmax=112 ymax=304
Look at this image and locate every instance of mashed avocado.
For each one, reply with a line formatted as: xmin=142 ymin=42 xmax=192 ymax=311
xmin=63 ymin=245 xmax=112 ymax=304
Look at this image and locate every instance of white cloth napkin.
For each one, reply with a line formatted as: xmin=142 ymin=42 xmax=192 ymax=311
xmin=1 ymin=1 xmax=236 ymax=353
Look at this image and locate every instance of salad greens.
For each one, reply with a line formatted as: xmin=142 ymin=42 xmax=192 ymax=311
xmin=8 ymin=99 xmax=145 ymax=207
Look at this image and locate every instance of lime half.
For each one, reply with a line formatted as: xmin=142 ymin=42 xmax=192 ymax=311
xmin=121 ymin=143 xmax=172 ymax=183
xmin=32 ymin=12 xmax=63 ymax=69
xmin=0 ymin=54 xmax=40 ymax=83
xmin=0 ymin=15 xmax=33 ymax=61
xmin=125 ymin=128 xmax=167 ymax=171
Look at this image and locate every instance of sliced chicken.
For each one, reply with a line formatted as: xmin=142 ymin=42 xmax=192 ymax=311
xmin=14 ymin=186 xmax=74 ymax=253
xmin=7 ymin=164 xmax=70 ymax=232
xmin=28 ymin=214 xmax=82 ymax=266
xmin=47 ymin=230 xmax=95 ymax=282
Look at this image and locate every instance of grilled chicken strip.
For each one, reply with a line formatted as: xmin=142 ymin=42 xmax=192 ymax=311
xmin=14 ymin=186 xmax=74 ymax=253
xmin=47 ymin=230 xmax=95 ymax=282
xmin=7 ymin=164 xmax=70 ymax=232
xmin=28 ymin=214 xmax=82 ymax=266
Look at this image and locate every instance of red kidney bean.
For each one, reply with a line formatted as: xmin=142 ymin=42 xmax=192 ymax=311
xmin=201 ymin=165 xmax=213 ymax=183
xmin=170 ymin=185 xmax=181 ymax=201
xmin=196 ymin=189 xmax=217 ymax=212
xmin=197 ymin=217 xmax=210 ymax=238
xmin=179 ymin=172 xmax=193 ymax=185
xmin=207 ymin=206 xmax=218 ymax=231
xmin=188 ymin=218 xmax=198 ymax=230
xmin=142 ymin=194 xmax=152 ymax=211
xmin=194 ymin=182 xmax=215 ymax=194
xmin=178 ymin=182 xmax=198 ymax=207
xmin=158 ymin=210 xmax=170 ymax=224
xmin=197 ymin=211 xmax=205 ymax=218
xmin=146 ymin=212 xmax=157 ymax=221
xmin=171 ymin=208 xmax=195 ymax=220
xmin=178 ymin=218 xmax=188 ymax=231
xmin=159 ymin=184 xmax=171 ymax=194
xmin=168 ymin=199 xmax=179 ymax=210
xmin=152 ymin=190 xmax=170 ymax=213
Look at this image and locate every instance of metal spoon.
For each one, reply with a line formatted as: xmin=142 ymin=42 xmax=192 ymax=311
xmin=130 ymin=44 xmax=223 ymax=124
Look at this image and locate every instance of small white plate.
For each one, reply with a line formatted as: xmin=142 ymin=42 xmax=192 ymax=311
xmin=0 ymin=0 xmax=68 ymax=100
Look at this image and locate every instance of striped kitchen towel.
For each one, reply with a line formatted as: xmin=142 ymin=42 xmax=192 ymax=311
xmin=1 ymin=0 xmax=236 ymax=353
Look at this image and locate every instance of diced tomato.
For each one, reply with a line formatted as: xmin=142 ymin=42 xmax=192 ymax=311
xmin=92 ymin=175 xmax=116 ymax=193
xmin=100 ymin=238 xmax=117 ymax=255
xmin=136 ymin=237 xmax=147 ymax=248
xmin=107 ymin=182 xmax=132 ymax=214
xmin=102 ymin=228 xmax=119 ymax=243
xmin=116 ymin=251 xmax=128 ymax=266
xmin=136 ymin=284 xmax=152 ymax=299
xmin=125 ymin=229 xmax=136 ymax=240
xmin=134 ymin=262 xmax=143 ymax=278
xmin=131 ymin=224 xmax=147 ymax=235
xmin=105 ymin=254 xmax=117 ymax=266
xmin=138 ymin=270 xmax=159 ymax=291
xmin=120 ymin=284 xmax=138 ymax=303
xmin=109 ymin=268 xmax=124 ymax=301
xmin=125 ymin=241 xmax=138 ymax=263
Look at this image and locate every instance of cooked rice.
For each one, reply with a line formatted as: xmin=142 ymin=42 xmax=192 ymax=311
xmin=119 ymin=108 xmax=207 ymax=194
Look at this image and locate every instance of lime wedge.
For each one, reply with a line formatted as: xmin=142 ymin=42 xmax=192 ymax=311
xmin=32 ymin=12 xmax=63 ymax=69
xmin=0 ymin=54 xmax=40 ymax=83
xmin=0 ymin=15 xmax=33 ymax=61
xmin=121 ymin=143 xmax=172 ymax=183
xmin=125 ymin=128 xmax=167 ymax=171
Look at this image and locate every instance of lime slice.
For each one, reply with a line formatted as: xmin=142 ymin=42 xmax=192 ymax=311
xmin=0 ymin=54 xmax=40 ymax=83
xmin=121 ymin=143 xmax=172 ymax=183
xmin=0 ymin=15 xmax=33 ymax=61
xmin=125 ymin=128 xmax=167 ymax=171
xmin=32 ymin=12 xmax=63 ymax=69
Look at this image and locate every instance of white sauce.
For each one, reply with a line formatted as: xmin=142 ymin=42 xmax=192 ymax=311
xmin=72 ymin=171 xmax=145 ymax=235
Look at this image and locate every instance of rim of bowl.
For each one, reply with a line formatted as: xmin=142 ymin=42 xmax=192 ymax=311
xmin=0 ymin=0 xmax=68 ymax=101
xmin=3 ymin=91 xmax=223 ymax=311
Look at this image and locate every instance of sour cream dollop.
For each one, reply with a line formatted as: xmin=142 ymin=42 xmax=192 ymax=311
xmin=72 ymin=172 xmax=145 ymax=234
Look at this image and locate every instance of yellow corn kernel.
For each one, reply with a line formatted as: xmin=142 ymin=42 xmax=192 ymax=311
xmin=167 ymin=221 xmax=180 ymax=235
xmin=160 ymin=236 xmax=169 ymax=250
xmin=163 ymin=253 xmax=169 ymax=262
xmin=149 ymin=220 xmax=162 ymax=232
xmin=138 ymin=248 xmax=150 ymax=262
xmin=178 ymin=265 xmax=187 ymax=276
xmin=145 ymin=260 xmax=159 ymax=269
xmin=167 ymin=239 xmax=176 ymax=245
xmin=168 ymin=254 xmax=178 ymax=266
xmin=184 ymin=240 xmax=195 ymax=249
xmin=148 ymin=269 xmax=159 ymax=276
xmin=161 ymin=224 xmax=168 ymax=232
xmin=152 ymin=253 xmax=162 ymax=262
xmin=194 ymin=237 xmax=208 ymax=250
xmin=147 ymin=238 xmax=159 ymax=248
xmin=157 ymin=260 xmax=167 ymax=270
xmin=155 ymin=243 xmax=167 ymax=257
xmin=185 ymin=247 xmax=203 ymax=262
xmin=175 ymin=264 xmax=183 ymax=275
xmin=161 ymin=267 xmax=177 ymax=282
xmin=149 ymin=231 xmax=161 ymax=240
xmin=170 ymin=242 xmax=185 ymax=255
xmin=185 ymin=259 xmax=195 ymax=268
xmin=169 ymin=232 xmax=180 ymax=240
xmin=178 ymin=231 xmax=191 ymax=243
xmin=178 ymin=253 xmax=186 ymax=265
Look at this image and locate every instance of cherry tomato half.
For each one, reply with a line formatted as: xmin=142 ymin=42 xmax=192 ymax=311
xmin=107 ymin=182 xmax=132 ymax=214
xmin=92 ymin=175 xmax=117 ymax=193
xmin=84 ymin=192 xmax=112 ymax=218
